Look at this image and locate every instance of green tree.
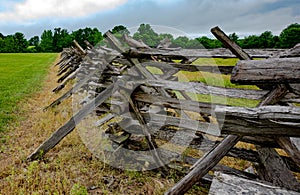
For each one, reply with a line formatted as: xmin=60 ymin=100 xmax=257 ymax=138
xmin=257 ymin=31 xmax=274 ymax=48
xmin=71 ymin=27 xmax=103 ymax=48
xmin=172 ymin=36 xmax=189 ymax=48
xmin=273 ymin=35 xmax=280 ymax=48
xmin=0 ymin=37 xmax=4 ymax=52
xmin=2 ymin=35 xmax=17 ymax=52
xmin=111 ymin=25 xmax=130 ymax=41
xmin=12 ymin=32 xmax=28 ymax=52
xmin=239 ymin=35 xmax=260 ymax=48
xmin=111 ymin=25 xmax=130 ymax=35
xmin=89 ymin=28 xmax=103 ymax=46
xmin=40 ymin=30 xmax=54 ymax=52
xmin=133 ymin=24 xmax=160 ymax=47
xmin=157 ymin=33 xmax=174 ymax=48
xmin=53 ymin=28 xmax=72 ymax=52
xmin=0 ymin=33 xmax=5 ymax=52
xmin=28 ymin=36 xmax=39 ymax=47
xmin=279 ymin=23 xmax=300 ymax=48
xmin=229 ymin=33 xmax=239 ymax=43
xmin=196 ymin=36 xmax=220 ymax=49
xmin=212 ymin=39 xmax=223 ymax=48
xmin=185 ymin=39 xmax=202 ymax=49
xmin=71 ymin=28 xmax=84 ymax=46
xmin=159 ymin=33 xmax=174 ymax=42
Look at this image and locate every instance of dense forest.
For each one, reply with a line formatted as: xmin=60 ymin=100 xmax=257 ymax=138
xmin=0 ymin=23 xmax=299 ymax=53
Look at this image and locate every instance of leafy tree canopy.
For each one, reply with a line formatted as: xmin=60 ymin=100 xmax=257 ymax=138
xmin=0 ymin=23 xmax=299 ymax=53
xmin=279 ymin=23 xmax=300 ymax=48
xmin=133 ymin=24 xmax=160 ymax=47
xmin=71 ymin=27 xmax=103 ymax=49
xmin=28 ymin=36 xmax=39 ymax=47
xmin=111 ymin=25 xmax=130 ymax=35
xmin=53 ymin=28 xmax=72 ymax=52
xmin=39 ymin=30 xmax=54 ymax=52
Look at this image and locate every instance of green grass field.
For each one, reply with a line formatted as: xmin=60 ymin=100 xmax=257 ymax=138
xmin=188 ymin=58 xmax=259 ymax=107
xmin=0 ymin=53 xmax=57 ymax=133
xmin=148 ymin=58 xmax=259 ymax=107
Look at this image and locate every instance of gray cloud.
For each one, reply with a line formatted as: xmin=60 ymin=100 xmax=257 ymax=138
xmin=0 ymin=0 xmax=299 ymax=38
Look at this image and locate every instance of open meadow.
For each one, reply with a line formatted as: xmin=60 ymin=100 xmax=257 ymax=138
xmin=0 ymin=53 xmax=57 ymax=133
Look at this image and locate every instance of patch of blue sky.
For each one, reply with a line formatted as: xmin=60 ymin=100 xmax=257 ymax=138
xmin=0 ymin=0 xmax=24 ymax=12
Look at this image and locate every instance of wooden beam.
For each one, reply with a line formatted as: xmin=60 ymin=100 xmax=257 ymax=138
xmin=44 ymin=69 xmax=99 ymax=110
xmin=165 ymin=135 xmax=241 ymax=195
xmin=104 ymin=31 xmax=128 ymax=53
xmin=133 ymin=92 xmax=216 ymax=114
xmin=73 ymin=40 xmax=87 ymax=55
xmin=118 ymin=111 xmax=220 ymax=136
xmin=216 ymin=105 xmax=300 ymax=137
xmin=123 ymin=34 xmax=150 ymax=49
xmin=165 ymin=26 xmax=298 ymax=195
xmin=118 ymin=88 xmax=168 ymax=171
xmin=280 ymin=43 xmax=300 ymax=58
xmin=105 ymin=31 xmax=192 ymax=120
xmin=231 ymin=57 xmax=300 ymax=84
xmin=113 ymin=117 xmax=300 ymax=173
xmin=53 ymin=66 xmax=82 ymax=92
xmin=209 ymin=172 xmax=300 ymax=195
xmin=27 ymin=84 xmax=115 ymax=161
xmin=126 ymin=48 xmax=284 ymax=59
xmin=211 ymin=26 xmax=252 ymax=60
xmin=255 ymin=146 xmax=300 ymax=191
xmin=142 ymin=61 xmax=234 ymax=74
xmin=212 ymin=26 xmax=300 ymax=190
xmin=241 ymin=136 xmax=279 ymax=148
xmin=276 ymin=137 xmax=300 ymax=165
xmin=157 ymin=37 xmax=172 ymax=49
xmin=142 ymin=79 xmax=271 ymax=100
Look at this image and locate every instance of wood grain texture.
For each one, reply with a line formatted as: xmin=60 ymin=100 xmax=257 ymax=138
xmin=209 ymin=172 xmax=300 ymax=195
xmin=231 ymin=57 xmax=300 ymax=84
xmin=211 ymin=26 xmax=252 ymax=60
xmin=165 ymin=135 xmax=241 ymax=195
xmin=127 ymin=47 xmax=284 ymax=59
xmin=216 ymin=105 xmax=300 ymax=136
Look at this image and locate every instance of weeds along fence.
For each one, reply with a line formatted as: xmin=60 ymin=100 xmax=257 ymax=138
xmin=28 ymin=27 xmax=300 ymax=194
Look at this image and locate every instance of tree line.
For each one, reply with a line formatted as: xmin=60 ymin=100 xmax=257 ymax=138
xmin=0 ymin=23 xmax=299 ymax=53
xmin=0 ymin=27 xmax=103 ymax=53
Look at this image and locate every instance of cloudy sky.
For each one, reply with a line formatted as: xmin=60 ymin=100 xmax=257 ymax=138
xmin=0 ymin=0 xmax=299 ymax=39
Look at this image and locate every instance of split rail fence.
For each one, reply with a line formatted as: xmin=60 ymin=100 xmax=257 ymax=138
xmin=27 ymin=26 xmax=300 ymax=194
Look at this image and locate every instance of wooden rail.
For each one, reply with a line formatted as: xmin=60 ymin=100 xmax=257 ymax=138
xmin=27 ymin=27 xmax=300 ymax=194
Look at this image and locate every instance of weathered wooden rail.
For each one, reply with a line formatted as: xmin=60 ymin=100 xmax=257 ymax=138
xmin=27 ymin=26 xmax=300 ymax=194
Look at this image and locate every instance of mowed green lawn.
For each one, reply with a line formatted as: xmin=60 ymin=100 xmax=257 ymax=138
xmin=178 ymin=58 xmax=259 ymax=107
xmin=147 ymin=58 xmax=260 ymax=107
xmin=0 ymin=53 xmax=57 ymax=133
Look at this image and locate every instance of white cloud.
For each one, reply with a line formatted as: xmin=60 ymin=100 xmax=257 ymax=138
xmin=0 ymin=0 xmax=128 ymax=22
xmin=0 ymin=0 xmax=299 ymax=38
